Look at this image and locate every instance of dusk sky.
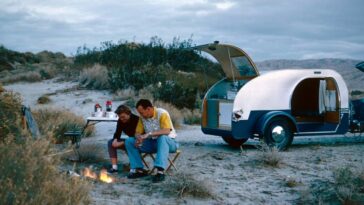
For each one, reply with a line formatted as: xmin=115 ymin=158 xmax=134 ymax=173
xmin=0 ymin=0 xmax=363 ymax=61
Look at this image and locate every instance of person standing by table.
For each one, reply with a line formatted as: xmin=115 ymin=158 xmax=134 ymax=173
xmin=107 ymin=105 xmax=139 ymax=173
xmin=125 ymin=99 xmax=178 ymax=182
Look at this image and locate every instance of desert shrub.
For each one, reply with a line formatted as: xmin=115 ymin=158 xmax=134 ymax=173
xmin=298 ymin=166 xmax=364 ymax=204
xmin=351 ymin=90 xmax=364 ymax=100
xmin=112 ymin=88 xmax=137 ymax=101
xmin=77 ymin=144 xmax=105 ymax=162
xmin=124 ymin=98 xmax=137 ymax=109
xmin=39 ymin=66 xmax=56 ymax=79
xmin=79 ymin=64 xmax=110 ymax=89
xmin=74 ymin=37 xmax=223 ymax=109
xmin=182 ymin=108 xmax=201 ymax=125
xmin=1 ymin=71 xmax=42 ymax=84
xmin=32 ymin=108 xmax=94 ymax=143
xmin=0 ymin=45 xmax=40 ymax=71
xmin=284 ymin=176 xmax=301 ymax=188
xmin=152 ymin=80 xmax=197 ymax=109
xmin=64 ymin=143 xmax=105 ymax=163
xmin=137 ymin=86 xmax=155 ymax=99
xmin=37 ymin=95 xmax=51 ymax=104
xmin=161 ymin=172 xmax=213 ymax=198
xmin=154 ymin=100 xmax=183 ymax=129
xmin=333 ymin=166 xmax=364 ymax=204
xmin=256 ymin=143 xmax=282 ymax=167
xmin=0 ymin=88 xmax=23 ymax=142
xmin=351 ymin=90 xmax=364 ymax=96
xmin=0 ymin=138 xmax=91 ymax=205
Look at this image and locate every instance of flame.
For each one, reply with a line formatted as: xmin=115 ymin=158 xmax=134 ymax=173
xmin=83 ymin=167 xmax=114 ymax=183
xmin=83 ymin=167 xmax=97 ymax=179
xmin=99 ymin=169 xmax=114 ymax=183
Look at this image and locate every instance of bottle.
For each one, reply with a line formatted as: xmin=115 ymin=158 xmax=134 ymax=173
xmin=106 ymin=100 xmax=112 ymax=112
xmin=94 ymin=103 xmax=102 ymax=112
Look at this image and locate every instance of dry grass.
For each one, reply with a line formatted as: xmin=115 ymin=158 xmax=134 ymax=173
xmin=154 ymin=100 xmax=183 ymax=129
xmin=284 ymin=176 xmax=301 ymax=188
xmin=0 ymin=83 xmax=4 ymax=93
xmin=137 ymin=86 xmax=154 ymax=99
xmin=32 ymin=108 xmax=94 ymax=143
xmin=79 ymin=64 xmax=109 ymax=89
xmin=0 ymin=138 xmax=91 ymax=205
xmin=113 ymin=88 xmax=136 ymax=101
xmin=333 ymin=166 xmax=364 ymax=204
xmin=64 ymin=143 xmax=106 ymax=163
xmin=255 ymin=142 xmax=282 ymax=167
xmin=0 ymin=87 xmax=24 ymax=142
xmin=0 ymin=86 xmax=91 ymax=205
xmin=37 ymin=94 xmax=51 ymax=104
xmin=160 ymin=172 xmax=214 ymax=199
xmin=182 ymin=108 xmax=201 ymax=125
xmin=1 ymin=71 xmax=42 ymax=84
xmin=298 ymin=166 xmax=364 ymax=204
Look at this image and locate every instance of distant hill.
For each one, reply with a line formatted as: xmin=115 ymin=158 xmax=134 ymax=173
xmin=0 ymin=45 xmax=71 ymax=72
xmin=256 ymin=58 xmax=364 ymax=91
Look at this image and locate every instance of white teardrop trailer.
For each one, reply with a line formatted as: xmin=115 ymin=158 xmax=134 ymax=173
xmin=194 ymin=42 xmax=364 ymax=150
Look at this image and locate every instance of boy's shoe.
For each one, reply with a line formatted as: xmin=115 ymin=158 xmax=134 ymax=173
xmin=127 ymin=171 xmax=148 ymax=179
xmin=152 ymin=173 xmax=165 ymax=183
xmin=107 ymin=168 xmax=118 ymax=174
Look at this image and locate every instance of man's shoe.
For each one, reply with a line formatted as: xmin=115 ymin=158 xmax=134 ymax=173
xmin=152 ymin=173 xmax=165 ymax=183
xmin=127 ymin=171 xmax=148 ymax=179
xmin=107 ymin=168 xmax=118 ymax=174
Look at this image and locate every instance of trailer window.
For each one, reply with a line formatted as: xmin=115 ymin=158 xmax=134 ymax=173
xmin=231 ymin=56 xmax=256 ymax=76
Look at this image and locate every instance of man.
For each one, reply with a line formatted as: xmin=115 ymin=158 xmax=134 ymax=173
xmin=125 ymin=99 xmax=178 ymax=182
xmin=107 ymin=105 xmax=139 ymax=173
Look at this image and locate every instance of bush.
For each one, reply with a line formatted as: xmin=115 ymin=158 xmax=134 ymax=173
xmin=79 ymin=64 xmax=110 ymax=89
xmin=255 ymin=143 xmax=282 ymax=167
xmin=153 ymin=100 xmax=183 ymax=129
xmin=161 ymin=172 xmax=214 ymax=198
xmin=74 ymin=37 xmax=223 ymax=109
xmin=0 ymin=138 xmax=91 ymax=205
xmin=0 ymin=86 xmax=91 ymax=205
xmin=1 ymin=71 xmax=42 ymax=84
xmin=37 ymin=95 xmax=51 ymax=104
xmin=64 ymin=143 xmax=105 ymax=163
xmin=32 ymin=108 xmax=94 ymax=143
xmin=333 ymin=166 xmax=364 ymax=204
xmin=182 ymin=108 xmax=201 ymax=125
xmin=112 ymin=88 xmax=136 ymax=101
xmin=298 ymin=166 xmax=364 ymax=204
xmin=0 ymin=88 xmax=23 ymax=142
xmin=351 ymin=90 xmax=364 ymax=100
xmin=0 ymin=45 xmax=40 ymax=71
xmin=152 ymin=80 xmax=197 ymax=109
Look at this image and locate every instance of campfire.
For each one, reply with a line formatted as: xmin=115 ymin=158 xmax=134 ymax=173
xmin=83 ymin=167 xmax=115 ymax=183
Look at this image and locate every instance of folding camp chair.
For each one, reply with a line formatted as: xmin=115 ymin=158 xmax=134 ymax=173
xmin=141 ymin=150 xmax=181 ymax=174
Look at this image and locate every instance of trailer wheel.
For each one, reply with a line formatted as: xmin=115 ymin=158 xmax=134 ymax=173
xmin=222 ymin=136 xmax=248 ymax=148
xmin=263 ymin=117 xmax=293 ymax=151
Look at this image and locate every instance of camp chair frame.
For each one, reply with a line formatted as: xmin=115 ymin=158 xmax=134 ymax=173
xmin=141 ymin=150 xmax=181 ymax=174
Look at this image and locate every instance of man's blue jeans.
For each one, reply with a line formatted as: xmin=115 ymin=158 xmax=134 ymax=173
xmin=125 ymin=135 xmax=178 ymax=170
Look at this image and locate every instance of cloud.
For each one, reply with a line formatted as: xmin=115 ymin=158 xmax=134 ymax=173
xmin=215 ymin=1 xmax=235 ymax=10
xmin=0 ymin=0 xmax=363 ymax=60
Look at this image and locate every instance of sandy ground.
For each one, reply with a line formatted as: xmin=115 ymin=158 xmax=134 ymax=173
xmin=5 ymin=79 xmax=364 ymax=205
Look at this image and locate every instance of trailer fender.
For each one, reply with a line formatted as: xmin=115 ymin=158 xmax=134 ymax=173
xmin=256 ymin=111 xmax=297 ymax=136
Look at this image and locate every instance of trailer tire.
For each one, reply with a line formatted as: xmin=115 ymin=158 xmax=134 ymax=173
xmin=263 ymin=117 xmax=293 ymax=151
xmin=222 ymin=136 xmax=248 ymax=148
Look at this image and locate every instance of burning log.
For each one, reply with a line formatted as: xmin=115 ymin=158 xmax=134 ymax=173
xmin=83 ymin=167 xmax=115 ymax=183
xmin=67 ymin=167 xmax=128 ymax=183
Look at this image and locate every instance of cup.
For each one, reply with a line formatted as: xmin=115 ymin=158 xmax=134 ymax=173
xmin=106 ymin=112 xmax=115 ymax=118
xmin=95 ymin=111 xmax=103 ymax=117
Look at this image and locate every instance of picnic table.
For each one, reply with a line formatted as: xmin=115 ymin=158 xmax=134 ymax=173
xmin=64 ymin=115 xmax=119 ymax=148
